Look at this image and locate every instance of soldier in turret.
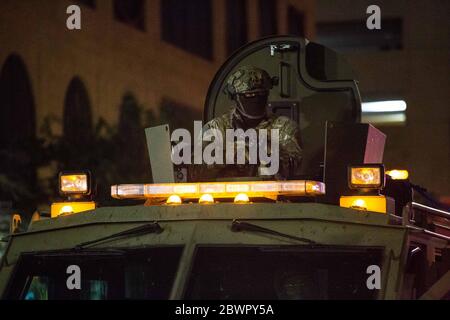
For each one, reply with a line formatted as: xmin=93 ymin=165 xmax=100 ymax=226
xmin=194 ymin=66 xmax=302 ymax=180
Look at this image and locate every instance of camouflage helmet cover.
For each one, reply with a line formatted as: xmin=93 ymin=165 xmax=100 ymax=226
xmin=224 ymin=66 xmax=273 ymax=98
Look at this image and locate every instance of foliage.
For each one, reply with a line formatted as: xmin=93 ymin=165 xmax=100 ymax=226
xmin=0 ymin=94 xmax=158 ymax=214
xmin=0 ymin=94 xmax=202 ymax=215
xmin=41 ymin=94 xmax=155 ymax=207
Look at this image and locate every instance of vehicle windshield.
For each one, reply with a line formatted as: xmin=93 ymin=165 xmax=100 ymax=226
xmin=6 ymin=247 xmax=183 ymax=300
xmin=185 ymin=246 xmax=383 ymax=300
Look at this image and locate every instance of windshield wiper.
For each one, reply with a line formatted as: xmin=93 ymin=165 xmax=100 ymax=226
xmin=75 ymin=222 xmax=163 ymax=249
xmin=231 ymin=220 xmax=317 ymax=245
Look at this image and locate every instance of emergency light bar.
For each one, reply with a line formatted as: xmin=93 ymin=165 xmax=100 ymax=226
xmin=111 ymin=180 xmax=325 ymax=201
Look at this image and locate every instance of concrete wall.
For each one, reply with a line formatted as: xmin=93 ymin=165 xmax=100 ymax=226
xmin=316 ymin=0 xmax=450 ymax=198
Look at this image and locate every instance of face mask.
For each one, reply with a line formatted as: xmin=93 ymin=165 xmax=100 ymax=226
xmin=236 ymin=92 xmax=268 ymax=119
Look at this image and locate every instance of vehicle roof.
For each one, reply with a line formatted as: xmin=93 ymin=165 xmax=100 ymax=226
xmin=24 ymin=202 xmax=394 ymax=235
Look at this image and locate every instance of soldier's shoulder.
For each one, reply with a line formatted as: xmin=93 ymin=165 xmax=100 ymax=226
xmin=204 ymin=107 xmax=234 ymax=130
xmin=271 ymin=115 xmax=299 ymax=130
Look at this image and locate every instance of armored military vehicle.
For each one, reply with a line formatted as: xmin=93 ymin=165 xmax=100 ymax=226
xmin=0 ymin=36 xmax=448 ymax=300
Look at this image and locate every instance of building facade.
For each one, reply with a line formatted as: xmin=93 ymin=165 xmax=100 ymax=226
xmin=316 ymin=0 xmax=450 ymax=199
xmin=0 ymin=0 xmax=314 ymax=135
xmin=0 ymin=0 xmax=314 ymax=213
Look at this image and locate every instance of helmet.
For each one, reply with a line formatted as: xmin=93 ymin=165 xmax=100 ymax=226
xmin=224 ymin=66 xmax=273 ymax=99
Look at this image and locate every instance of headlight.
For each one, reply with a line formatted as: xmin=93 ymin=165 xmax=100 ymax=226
xmin=59 ymin=171 xmax=91 ymax=196
xmin=348 ymin=164 xmax=384 ymax=190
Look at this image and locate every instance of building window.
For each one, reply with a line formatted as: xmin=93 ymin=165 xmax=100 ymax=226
xmin=226 ymin=0 xmax=248 ymax=55
xmin=63 ymin=77 xmax=93 ymax=146
xmin=316 ymin=19 xmax=403 ymax=52
xmin=288 ymin=6 xmax=305 ymax=37
xmin=161 ymin=0 xmax=213 ymax=60
xmin=0 ymin=55 xmax=35 ymax=147
xmin=114 ymin=0 xmax=145 ymax=31
xmin=0 ymin=54 xmax=36 ymax=205
xmin=259 ymin=0 xmax=278 ymax=37
xmin=77 ymin=0 xmax=95 ymax=8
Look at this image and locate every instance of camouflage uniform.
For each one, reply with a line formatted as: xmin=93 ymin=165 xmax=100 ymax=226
xmin=193 ymin=66 xmax=302 ymax=180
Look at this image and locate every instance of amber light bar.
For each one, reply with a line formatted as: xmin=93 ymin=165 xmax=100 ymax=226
xmin=111 ymin=180 xmax=325 ymax=200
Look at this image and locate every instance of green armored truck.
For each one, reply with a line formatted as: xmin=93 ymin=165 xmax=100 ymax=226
xmin=0 ymin=36 xmax=448 ymax=300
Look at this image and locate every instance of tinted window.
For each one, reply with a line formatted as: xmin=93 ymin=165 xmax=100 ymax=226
xmin=259 ymin=0 xmax=278 ymax=37
xmin=114 ymin=0 xmax=145 ymax=31
xmin=77 ymin=0 xmax=95 ymax=8
xmin=185 ymin=246 xmax=382 ymax=299
xmin=226 ymin=0 xmax=248 ymax=55
xmin=316 ymin=19 xmax=403 ymax=52
xmin=161 ymin=0 xmax=213 ymax=60
xmin=0 ymin=54 xmax=36 ymax=207
xmin=288 ymin=6 xmax=305 ymax=37
xmin=6 ymin=247 xmax=183 ymax=300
